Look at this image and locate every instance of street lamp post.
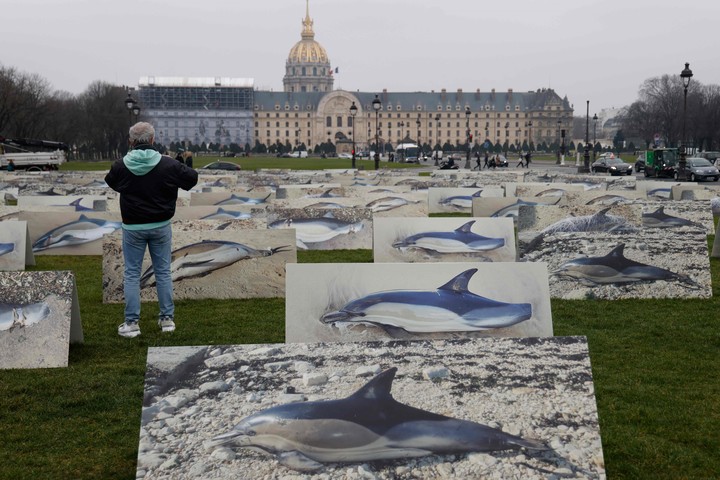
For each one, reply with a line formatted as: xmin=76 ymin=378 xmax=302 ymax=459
xmin=678 ymin=62 xmax=694 ymax=181
xmin=124 ymin=92 xmax=136 ymax=127
xmin=132 ymin=104 xmax=141 ymax=123
xmin=350 ymin=101 xmax=358 ymax=169
xmin=556 ymin=119 xmax=562 ymax=164
xmin=372 ymin=95 xmax=381 ymax=170
xmin=592 ymin=113 xmax=598 ymax=161
xmin=124 ymin=91 xmax=137 ymax=153
xmin=434 ymin=113 xmax=441 ymax=166
xmin=416 ymin=115 xmax=421 ymax=161
xmin=503 ymin=122 xmax=509 ymax=161
xmin=399 ymin=121 xmax=405 ymax=161
xmin=464 ymin=107 xmax=471 ymax=169
xmin=526 ymin=120 xmax=533 ymax=152
xmin=579 ymin=100 xmax=591 ymax=173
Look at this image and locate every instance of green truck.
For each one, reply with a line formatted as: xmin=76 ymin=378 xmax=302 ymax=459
xmin=641 ymin=148 xmax=678 ymax=178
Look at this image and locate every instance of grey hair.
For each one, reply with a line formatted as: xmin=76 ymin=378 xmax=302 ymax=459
xmin=129 ymin=122 xmax=155 ymax=144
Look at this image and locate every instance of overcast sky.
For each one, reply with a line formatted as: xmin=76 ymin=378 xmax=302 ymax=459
xmin=4 ymin=0 xmax=718 ymax=114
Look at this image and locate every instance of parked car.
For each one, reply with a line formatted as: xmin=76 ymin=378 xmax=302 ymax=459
xmin=674 ymin=157 xmax=720 ymax=182
xmin=697 ymin=151 xmax=720 ymax=165
xmin=199 ymin=161 xmax=241 ymax=171
xmin=591 ymin=156 xmax=633 ymax=175
xmin=337 ymin=153 xmax=352 ymax=159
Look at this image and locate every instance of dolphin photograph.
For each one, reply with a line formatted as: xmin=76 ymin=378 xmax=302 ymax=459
xmin=102 ymin=228 xmax=296 ymax=303
xmin=472 ymin=197 xmax=563 ymax=219
xmin=374 ymin=217 xmax=516 ymax=263
xmin=0 ymin=270 xmax=80 ymax=369
xmin=428 ymin=187 xmax=504 ymax=214
xmin=23 ymin=212 xmax=122 ymax=255
xmin=516 ymin=204 xmax=643 ymax=256
xmin=552 ymin=244 xmax=699 ymax=288
xmin=210 ymin=367 xmax=547 ymax=471
xmin=137 ymin=338 xmax=604 ymax=478
xmin=267 ymin=207 xmax=372 ymax=250
xmin=139 ymin=240 xmax=290 ymax=288
xmin=642 ymin=205 xmax=704 ymax=229
xmin=0 ymin=242 xmax=14 ymax=257
xmin=214 ymin=193 xmax=272 ymax=205
xmin=522 ymin=231 xmax=712 ymax=299
xmin=319 ymin=269 xmax=533 ymax=333
xmin=188 ymin=190 xmax=275 ymax=207
xmin=285 ymin=262 xmax=552 ymax=343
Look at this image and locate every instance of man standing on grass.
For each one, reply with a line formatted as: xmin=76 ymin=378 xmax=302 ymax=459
xmin=105 ymin=122 xmax=198 ymax=338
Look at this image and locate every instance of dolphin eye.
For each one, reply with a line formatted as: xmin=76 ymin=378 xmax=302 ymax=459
xmin=245 ymin=429 xmax=256 ymax=436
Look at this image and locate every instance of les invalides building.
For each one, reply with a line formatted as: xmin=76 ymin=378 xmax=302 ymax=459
xmin=139 ymin=0 xmax=573 ymax=154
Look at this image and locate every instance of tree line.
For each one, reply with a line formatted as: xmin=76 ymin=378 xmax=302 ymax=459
xmin=4 ymin=64 xmax=719 ymax=160
xmin=0 ymin=65 xmax=135 ymax=160
xmin=618 ymin=74 xmax=720 ymax=151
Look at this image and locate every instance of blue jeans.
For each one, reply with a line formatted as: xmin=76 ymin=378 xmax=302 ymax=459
xmin=122 ymin=224 xmax=174 ymax=323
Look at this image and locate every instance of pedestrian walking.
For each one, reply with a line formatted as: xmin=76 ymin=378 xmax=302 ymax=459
xmin=105 ymin=122 xmax=198 ymax=338
xmin=516 ymin=152 xmax=525 ymax=168
xmin=524 ymin=151 xmax=532 ymax=168
xmin=483 ymin=151 xmax=490 ymax=169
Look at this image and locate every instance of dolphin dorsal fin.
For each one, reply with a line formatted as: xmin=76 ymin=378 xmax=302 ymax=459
xmin=606 ymin=244 xmax=625 ymax=257
xmin=594 ymin=207 xmax=612 ymax=217
xmin=78 ymin=214 xmax=90 ymax=221
xmin=350 ymin=367 xmax=397 ymax=401
xmin=655 ymin=206 xmax=665 ymax=214
xmin=471 ymin=190 xmax=483 ymax=198
xmin=455 ymin=221 xmax=476 ymax=233
xmin=438 ymin=268 xmax=478 ymax=292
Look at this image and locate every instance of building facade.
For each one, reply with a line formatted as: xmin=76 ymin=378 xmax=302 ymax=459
xmin=137 ymin=1 xmax=573 ymax=153
xmin=254 ymin=88 xmax=573 ymax=154
xmin=136 ymin=76 xmax=254 ymax=147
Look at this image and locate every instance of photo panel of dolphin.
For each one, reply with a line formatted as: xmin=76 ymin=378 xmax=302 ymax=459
xmin=320 ymin=268 xmax=533 ymax=333
xmin=551 ymin=243 xmax=699 ymax=288
xmin=138 ymin=338 xmax=604 ymax=478
xmin=29 ymin=214 xmax=121 ymax=253
xmin=374 ymin=217 xmax=517 ymax=263
xmin=267 ymin=208 xmax=372 ymax=250
xmin=140 ymin=240 xmax=290 ymax=288
xmin=210 ymin=366 xmax=547 ymax=472
xmin=285 ymin=262 xmax=552 ymax=342
xmin=103 ymin=228 xmax=296 ymax=303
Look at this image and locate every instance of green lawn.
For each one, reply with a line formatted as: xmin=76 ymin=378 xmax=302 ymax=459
xmin=61 ymin=156 xmax=423 ymax=172
xmin=0 ymin=248 xmax=718 ymax=479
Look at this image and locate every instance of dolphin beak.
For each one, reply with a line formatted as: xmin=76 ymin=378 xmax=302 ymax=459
xmin=320 ymin=310 xmax=361 ymax=324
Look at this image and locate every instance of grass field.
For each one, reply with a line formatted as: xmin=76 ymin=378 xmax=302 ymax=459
xmin=1 ymin=160 xmax=717 ymax=479
xmin=0 ymin=248 xmax=718 ymax=479
xmin=59 ymin=152 xmax=627 ymax=172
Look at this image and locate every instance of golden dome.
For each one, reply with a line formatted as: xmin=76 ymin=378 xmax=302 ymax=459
xmin=287 ymin=0 xmax=329 ymax=65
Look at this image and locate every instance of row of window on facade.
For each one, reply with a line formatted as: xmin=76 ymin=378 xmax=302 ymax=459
xmin=289 ymin=66 xmax=328 ymax=76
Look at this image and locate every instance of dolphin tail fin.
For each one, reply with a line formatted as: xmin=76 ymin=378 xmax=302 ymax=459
xmin=349 ymin=367 xmax=397 ymax=401
xmin=438 ymin=268 xmax=478 ymax=292
xmin=268 ymin=245 xmax=292 ymax=255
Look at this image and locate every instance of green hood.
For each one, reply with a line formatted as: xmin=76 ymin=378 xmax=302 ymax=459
xmin=123 ymin=149 xmax=162 ymax=176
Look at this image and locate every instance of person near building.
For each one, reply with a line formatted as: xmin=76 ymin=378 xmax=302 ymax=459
xmin=105 ymin=122 xmax=198 ymax=338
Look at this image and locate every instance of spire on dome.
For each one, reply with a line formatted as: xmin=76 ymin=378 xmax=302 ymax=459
xmin=301 ymin=0 xmax=314 ymax=39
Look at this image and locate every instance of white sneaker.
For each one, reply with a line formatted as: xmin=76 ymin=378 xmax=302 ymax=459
xmin=158 ymin=316 xmax=175 ymax=333
xmin=118 ymin=322 xmax=140 ymax=338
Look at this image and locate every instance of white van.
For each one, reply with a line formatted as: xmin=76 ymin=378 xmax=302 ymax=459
xmin=289 ymin=151 xmax=308 ymax=158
